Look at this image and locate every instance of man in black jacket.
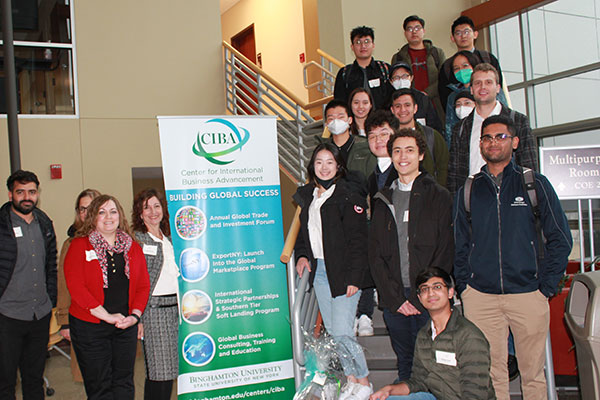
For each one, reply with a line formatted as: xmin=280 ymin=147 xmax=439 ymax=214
xmin=438 ymin=15 xmax=504 ymax=111
xmin=0 ymin=170 xmax=57 ymax=399
xmin=334 ymin=26 xmax=393 ymax=110
xmin=369 ymin=129 xmax=453 ymax=382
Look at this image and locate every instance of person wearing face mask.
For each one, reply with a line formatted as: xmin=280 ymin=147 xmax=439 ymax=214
xmin=294 ymin=143 xmax=373 ymax=400
xmin=444 ymin=52 xmax=508 ymax=145
xmin=389 ymin=62 xmax=442 ymax=134
xmin=321 ymin=99 xmax=376 ymax=196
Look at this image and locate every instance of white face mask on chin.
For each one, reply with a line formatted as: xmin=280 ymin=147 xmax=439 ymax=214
xmin=392 ymin=79 xmax=411 ymax=90
xmin=455 ymin=105 xmax=474 ymax=120
xmin=327 ymin=119 xmax=349 ymax=135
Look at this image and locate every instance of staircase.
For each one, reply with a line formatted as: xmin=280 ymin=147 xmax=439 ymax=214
xmin=358 ymin=308 xmax=398 ymax=389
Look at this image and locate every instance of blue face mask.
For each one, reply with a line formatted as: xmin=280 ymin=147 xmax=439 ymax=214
xmin=454 ymin=68 xmax=473 ymax=85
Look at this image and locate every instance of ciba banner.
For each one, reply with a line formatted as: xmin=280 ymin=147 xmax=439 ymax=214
xmin=157 ymin=116 xmax=294 ymax=400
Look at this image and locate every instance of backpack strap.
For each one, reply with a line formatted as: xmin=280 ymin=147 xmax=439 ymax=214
xmin=522 ymin=167 xmax=545 ymax=259
xmin=422 ymin=125 xmax=436 ymax=170
xmin=463 ymin=174 xmax=475 ymax=226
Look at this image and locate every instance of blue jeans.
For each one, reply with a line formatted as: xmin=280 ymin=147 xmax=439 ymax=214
xmin=388 ymin=393 xmax=436 ymax=399
xmin=313 ymin=259 xmax=369 ymax=379
xmin=383 ymin=288 xmax=430 ymax=381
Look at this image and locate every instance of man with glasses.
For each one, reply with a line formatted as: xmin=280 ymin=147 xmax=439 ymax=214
xmin=447 ymin=63 xmax=537 ymax=196
xmin=369 ymin=129 xmax=453 ymax=384
xmin=391 ymin=16 xmax=445 ymax=118
xmin=370 ymin=267 xmax=495 ymax=400
xmin=438 ymin=16 xmax=504 ymax=111
xmin=334 ymin=26 xmax=393 ymax=109
xmin=453 ymin=114 xmax=572 ymax=400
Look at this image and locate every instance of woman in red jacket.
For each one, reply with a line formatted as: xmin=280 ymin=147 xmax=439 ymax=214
xmin=65 ymin=194 xmax=150 ymax=400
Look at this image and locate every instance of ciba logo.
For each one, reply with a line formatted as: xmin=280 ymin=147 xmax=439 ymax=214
xmin=192 ymin=118 xmax=250 ymax=165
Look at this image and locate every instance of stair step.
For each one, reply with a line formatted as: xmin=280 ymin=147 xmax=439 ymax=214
xmin=368 ymin=370 xmax=398 ymax=390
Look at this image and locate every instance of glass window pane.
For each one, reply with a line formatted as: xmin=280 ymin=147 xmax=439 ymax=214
xmin=0 ymin=46 xmax=75 ymax=114
xmin=0 ymin=0 xmax=72 ymax=43
xmin=534 ymin=70 xmax=600 ymax=128
xmin=507 ymin=88 xmax=526 ymax=115
xmin=493 ymin=15 xmax=523 ymax=83
xmin=528 ymin=1 xmax=600 ymax=76
xmin=539 ymin=128 xmax=600 ymax=147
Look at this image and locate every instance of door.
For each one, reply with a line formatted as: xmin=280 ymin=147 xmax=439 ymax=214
xmin=231 ymin=24 xmax=258 ymax=114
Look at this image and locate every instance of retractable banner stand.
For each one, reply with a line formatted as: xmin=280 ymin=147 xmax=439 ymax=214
xmin=157 ymin=116 xmax=294 ymax=400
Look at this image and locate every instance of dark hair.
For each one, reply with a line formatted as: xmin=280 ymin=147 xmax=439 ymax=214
xmin=350 ymin=26 xmax=374 ymax=43
xmin=454 ymin=90 xmax=474 ymax=105
xmin=131 ymin=188 xmax=170 ymax=235
xmin=387 ymin=128 xmax=426 ymax=157
xmin=403 ymin=15 xmax=425 ymax=30
xmin=471 ymin=63 xmax=499 ymax=85
xmin=415 ymin=267 xmax=454 ymax=290
xmin=365 ymin=110 xmax=399 ymax=135
xmin=72 ymin=188 xmax=102 ymax=230
xmin=7 ymin=170 xmax=39 ymax=191
xmin=77 ymin=194 xmax=132 ymax=238
xmin=390 ymin=88 xmax=416 ymax=105
xmin=325 ymin=99 xmax=351 ymax=117
xmin=450 ymin=50 xmax=480 ymax=84
xmin=307 ymin=143 xmax=347 ymax=185
xmin=348 ymin=88 xmax=374 ymax=136
xmin=481 ymin=114 xmax=516 ymax=137
xmin=452 ymin=15 xmax=475 ymax=34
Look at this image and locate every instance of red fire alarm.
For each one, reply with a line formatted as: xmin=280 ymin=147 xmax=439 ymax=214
xmin=299 ymin=53 xmax=305 ymax=63
xmin=50 ymin=164 xmax=62 ymax=179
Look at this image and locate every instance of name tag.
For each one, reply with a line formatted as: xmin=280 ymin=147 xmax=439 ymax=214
xmin=85 ymin=250 xmax=98 ymax=261
xmin=403 ymin=210 xmax=409 ymax=222
xmin=13 ymin=226 xmax=23 ymax=237
xmin=435 ymin=350 xmax=457 ymax=366
xmin=143 ymin=244 xmax=158 ymax=256
xmin=368 ymin=78 xmax=380 ymax=88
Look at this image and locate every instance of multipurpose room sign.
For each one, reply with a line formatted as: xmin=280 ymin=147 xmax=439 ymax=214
xmin=540 ymin=145 xmax=600 ymax=200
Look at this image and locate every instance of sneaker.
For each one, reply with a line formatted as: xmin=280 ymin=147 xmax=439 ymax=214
xmin=338 ymin=382 xmax=357 ymax=400
xmin=357 ymin=315 xmax=374 ymax=337
xmin=347 ymin=383 xmax=373 ymax=400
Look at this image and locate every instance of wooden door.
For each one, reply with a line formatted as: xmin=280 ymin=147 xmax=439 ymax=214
xmin=231 ymin=25 xmax=258 ymax=114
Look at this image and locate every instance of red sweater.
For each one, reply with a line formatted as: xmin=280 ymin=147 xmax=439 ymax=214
xmin=64 ymin=236 xmax=150 ymax=323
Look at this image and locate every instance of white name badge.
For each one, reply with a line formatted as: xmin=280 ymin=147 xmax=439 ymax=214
xmin=143 ymin=244 xmax=158 ymax=256
xmin=435 ymin=350 xmax=457 ymax=366
xmin=85 ymin=250 xmax=98 ymax=261
xmin=368 ymin=78 xmax=381 ymax=88
xmin=403 ymin=210 xmax=409 ymax=222
xmin=13 ymin=226 xmax=23 ymax=237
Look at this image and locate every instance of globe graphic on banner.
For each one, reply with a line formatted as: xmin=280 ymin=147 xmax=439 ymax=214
xmin=180 ymin=248 xmax=210 ymax=282
xmin=182 ymin=332 xmax=215 ymax=367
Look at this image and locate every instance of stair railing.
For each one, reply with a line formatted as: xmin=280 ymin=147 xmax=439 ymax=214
xmin=223 ymin=41 xmax=330 ymax=183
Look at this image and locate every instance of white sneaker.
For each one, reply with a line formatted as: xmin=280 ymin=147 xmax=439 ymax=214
xmin=357 ymin=315 xmax=374 ymax=336
xmin=348 ymin=383 xmax=373 ymax=400
xmin=338 ymin=382 xmax=357 ymax=400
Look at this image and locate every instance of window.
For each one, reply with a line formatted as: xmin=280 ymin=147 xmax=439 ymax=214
xmin=0 ymin=0 xmax=77 ymax=115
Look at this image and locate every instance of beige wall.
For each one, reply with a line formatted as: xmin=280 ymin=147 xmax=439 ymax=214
xmin=221 ymin=0 xmax=309 ymax=103
xmin=0 ymin=0 xmax=225 ymax=245
xmin=319 ymin=0 xmax=478 ymax=64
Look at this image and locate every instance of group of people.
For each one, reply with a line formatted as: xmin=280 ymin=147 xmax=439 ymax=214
xmin=0 ymin=172 xmax=178 ymax=400
xmin=294 ymin=13 xmax=574 ymax=400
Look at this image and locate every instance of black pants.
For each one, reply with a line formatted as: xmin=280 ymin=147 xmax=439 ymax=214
xmin=144 ymin=379 xmax=173 ymax=400
xmin=70 ymin=315 xmax=137 ymax=400
xmin=0 ymin=312 xmax=50 ymax=400
xmin=356 ymin=287 xmax=375 ymax=318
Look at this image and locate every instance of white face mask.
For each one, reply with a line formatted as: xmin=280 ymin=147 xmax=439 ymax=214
xmin=455 ymin=105 xmax=474 ymax=120
xmin=392 ymin=79 xmax=411 ymax=90
xmin=327 ymin=119 xmax=349 ymax=135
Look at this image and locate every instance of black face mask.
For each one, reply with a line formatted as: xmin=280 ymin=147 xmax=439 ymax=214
xmin=315 ymin=177 xmax=335 ymax=190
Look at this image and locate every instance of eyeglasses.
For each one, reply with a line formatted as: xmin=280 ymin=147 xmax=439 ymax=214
xmin=416 ymin=283 xmax=447 ymax=295
xmin=405 ymin=25 xmax=423 ymax=33
xmin=77 ymin=206 xmax=88 ymax=214
xmin=454 ymin=28 xmax=473 ymax=37
xmin=480 ymin=133 xmax=513 ymax=144
xmin=368 ymin=131 xmax=391 ymax=141
xmin=391 ymin=74 xmax=411 ymax=81
xmin=353 ymin=38 xmax=372 ymax=46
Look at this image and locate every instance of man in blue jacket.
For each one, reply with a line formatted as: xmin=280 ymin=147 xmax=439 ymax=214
xmin=453 ymin=115 xmax=572 ymax=400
